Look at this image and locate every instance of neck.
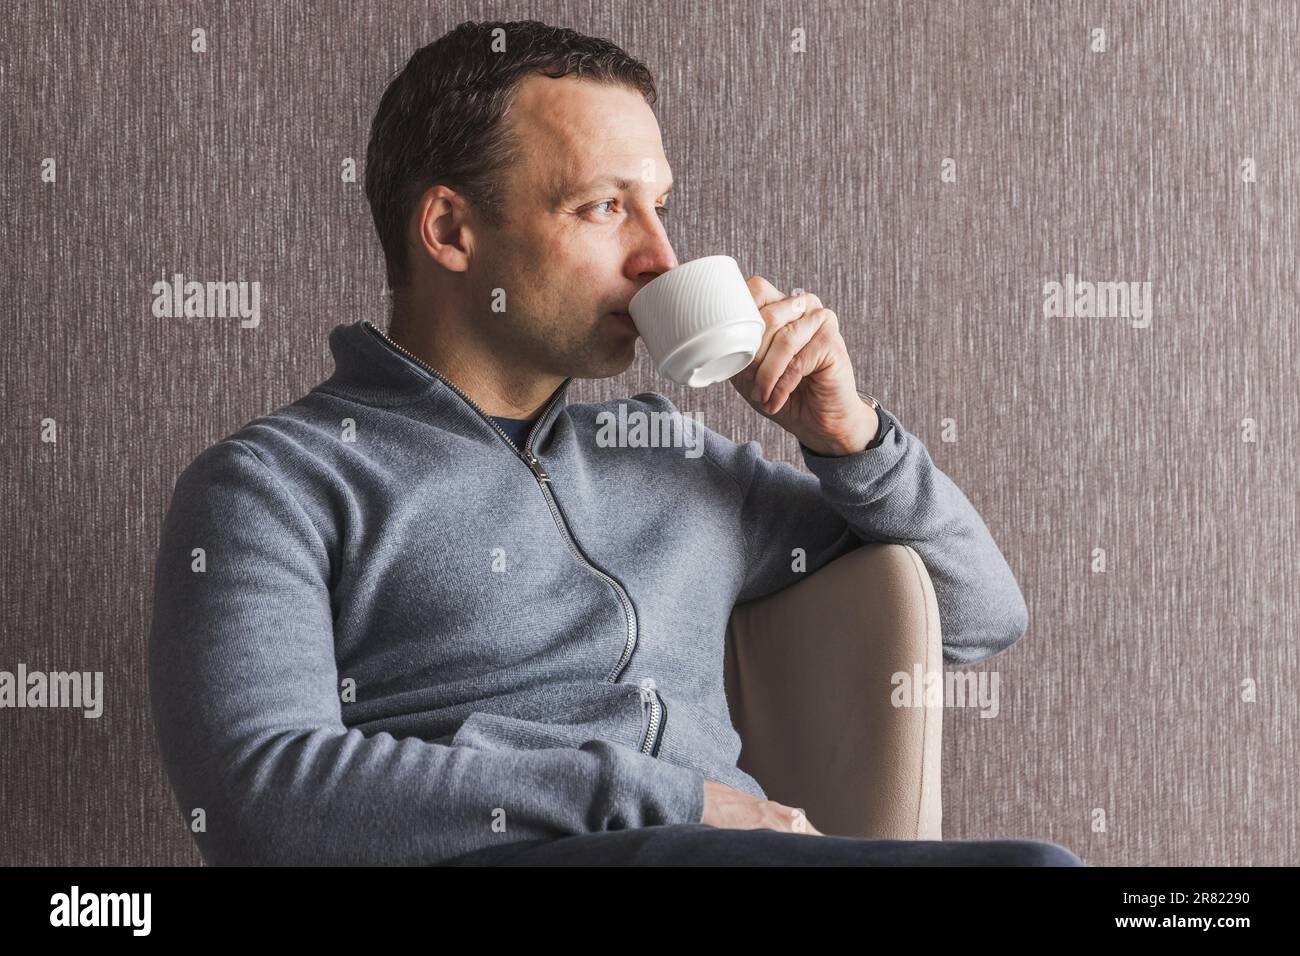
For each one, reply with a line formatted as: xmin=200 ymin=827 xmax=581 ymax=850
xmin=384 ymin=305 xmax=565 ymax=420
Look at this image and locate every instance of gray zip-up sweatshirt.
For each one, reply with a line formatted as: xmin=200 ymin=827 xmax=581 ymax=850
xmin=148 ymin=318 xmax=1028 ymax=865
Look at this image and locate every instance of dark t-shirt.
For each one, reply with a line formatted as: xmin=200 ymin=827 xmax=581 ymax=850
xmin=489 ymin=415 xmax=536 ymax=449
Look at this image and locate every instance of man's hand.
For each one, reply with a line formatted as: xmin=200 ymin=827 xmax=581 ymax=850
xmin=700 ymin=779 xmax=824 ymax=835
xmin=728 ymin=275 xmax=878 ymax=457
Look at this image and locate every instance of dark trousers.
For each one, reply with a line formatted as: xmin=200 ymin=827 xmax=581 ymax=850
xmin=438 ymin=823 xmax=1086 ymax=866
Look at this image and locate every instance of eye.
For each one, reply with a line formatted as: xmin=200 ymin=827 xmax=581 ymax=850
xmin=586 ymin=200 xmax=669 ymax=220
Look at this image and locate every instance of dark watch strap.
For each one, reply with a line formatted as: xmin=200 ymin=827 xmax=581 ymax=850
xmin=857 ymin=390 xmax=886 ymax=449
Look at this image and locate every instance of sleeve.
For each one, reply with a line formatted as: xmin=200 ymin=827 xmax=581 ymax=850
xmin=694 ymin=398 xmax=1029 ymax=666
xmin=147 ymin=439 xmax=705 ymax=866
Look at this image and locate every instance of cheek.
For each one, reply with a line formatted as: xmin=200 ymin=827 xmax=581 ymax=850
xmin=555 ymin=255 xmax=613 ymax=312
xmin=517 ymin=224 xmax=619 ymax=314
xmin=571 ymin=258 xmax=607 ymax=289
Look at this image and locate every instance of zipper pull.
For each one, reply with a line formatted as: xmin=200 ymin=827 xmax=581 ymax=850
xmin=638 ymin=676 xmax=657 ymax=705
xmin=524 ymin=450 xmax=551 ymax=483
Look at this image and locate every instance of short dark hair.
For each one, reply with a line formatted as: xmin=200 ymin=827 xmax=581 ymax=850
xmin=364 ymin=19 xmax=658 ymax=296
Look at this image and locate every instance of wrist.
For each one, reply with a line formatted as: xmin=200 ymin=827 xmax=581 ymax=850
xmin=801 ymin=395 xmax=881 ymax=457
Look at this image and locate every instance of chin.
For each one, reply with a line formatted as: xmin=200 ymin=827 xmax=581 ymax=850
xmin=580 ymin=343 xmax=638 ymax=380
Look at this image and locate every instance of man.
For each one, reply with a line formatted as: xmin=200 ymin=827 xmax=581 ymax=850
xmin=148 ymin=19 xmax=1082 ymax=867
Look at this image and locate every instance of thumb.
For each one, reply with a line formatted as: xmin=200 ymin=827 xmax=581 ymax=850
xmin=791 ymin=807 xmax=822 ymax=835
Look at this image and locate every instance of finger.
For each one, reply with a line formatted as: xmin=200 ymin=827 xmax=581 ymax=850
xmin=743 ymin=292 xmax=822 ymax=396
xmin=744 ymin=274 xmax=787 ymax=311
xmin=763 ymin=351 xmax=808 ymax=416
xmin=730 ymin=284 xmax=819 ymax=399
xmin=763 ymin=801 xmax=800 ymax=832
xmin=764 ymin=317 xmax=838 ymax=415
xmin=791 ymin=806 xmax=823 ymax=835
xmin=752 ymin=307 xmax=828 ymax=407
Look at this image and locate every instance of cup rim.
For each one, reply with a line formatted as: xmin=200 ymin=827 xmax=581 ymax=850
xmin=628 ymin=255 xmax=739 ymax=311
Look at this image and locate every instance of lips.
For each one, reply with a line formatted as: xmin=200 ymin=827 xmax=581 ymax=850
xmin=608 ymin=311 xmax=637 ymax=334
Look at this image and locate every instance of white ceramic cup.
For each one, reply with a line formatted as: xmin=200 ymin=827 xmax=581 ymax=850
xmin=627 ymin=255 xmax=765 ymax=388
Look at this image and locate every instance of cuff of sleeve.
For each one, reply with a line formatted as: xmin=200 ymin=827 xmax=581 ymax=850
xmin=586 ymin=740 xmax=707 ymax=827
xmin=797 ymin=403 xmax=908 ymax=489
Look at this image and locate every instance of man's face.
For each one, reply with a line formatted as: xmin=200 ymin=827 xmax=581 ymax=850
xmin=465 ymin=74 xmax=678 ymax=380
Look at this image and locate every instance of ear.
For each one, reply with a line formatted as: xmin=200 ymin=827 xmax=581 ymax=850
xmin=409 ymin=184 xmax=474 ymax=275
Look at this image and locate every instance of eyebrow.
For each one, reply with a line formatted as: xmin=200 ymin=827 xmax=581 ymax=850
xmin=556 ymin=174 xmax=674 ymax=204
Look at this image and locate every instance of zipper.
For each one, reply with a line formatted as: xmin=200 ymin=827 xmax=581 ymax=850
xmin=362 ymin=320 xmax=644 ymax=688
xmin=638 ymin=677 xmax=666 ymax=757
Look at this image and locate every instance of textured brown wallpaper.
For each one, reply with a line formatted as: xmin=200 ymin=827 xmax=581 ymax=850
xmin=2 ymin=0 xmax=1295 ymax=866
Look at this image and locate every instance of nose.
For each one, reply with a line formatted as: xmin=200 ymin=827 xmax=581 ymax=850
xmin=625 ymin=207 xmax=678 ymax=285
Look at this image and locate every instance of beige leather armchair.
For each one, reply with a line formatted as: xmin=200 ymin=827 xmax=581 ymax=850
xmin=724 ymin=543 xmax=943 ymax=840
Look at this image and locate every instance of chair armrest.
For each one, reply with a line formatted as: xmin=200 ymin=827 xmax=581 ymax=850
xmin=723 ymin=543 xmax=943 ymax=839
